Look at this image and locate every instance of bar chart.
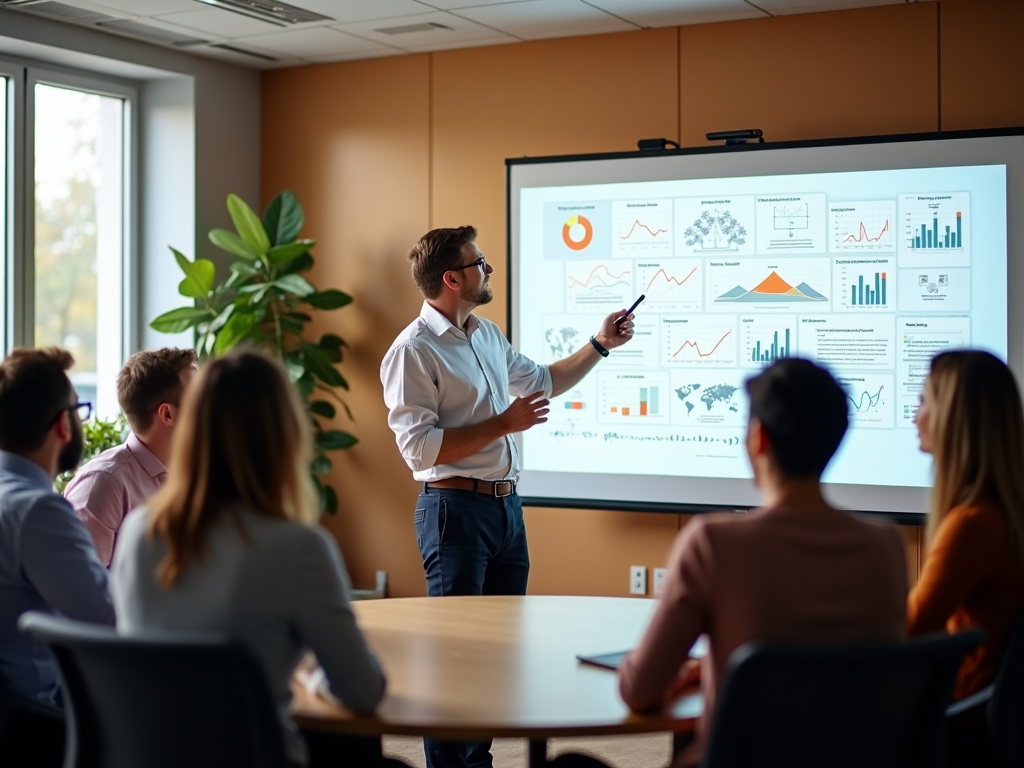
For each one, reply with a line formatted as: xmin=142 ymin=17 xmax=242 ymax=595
xmin=598 ymin=373 xmax=670 ymax=423
xmin=899 ymin=193 xmax=971 ymax=267
xmin=833 ymin=257 xmax=894 ymax=311
xmin=741 ymin=315 xmax=796 ymax=367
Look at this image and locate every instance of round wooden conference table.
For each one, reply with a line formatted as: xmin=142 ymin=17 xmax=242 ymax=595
xmin=291 ymin=595 xmax=702 ymax=768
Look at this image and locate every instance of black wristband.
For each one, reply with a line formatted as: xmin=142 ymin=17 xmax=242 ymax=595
xmin=589 ymin=336 xmax=610 ymax=358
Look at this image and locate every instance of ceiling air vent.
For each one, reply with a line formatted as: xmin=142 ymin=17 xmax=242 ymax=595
xmin=97 ymin=19 xmax=208 ymax=47
xmin=210 ymin=43 xmax=277 ymax=61
xmin=192 ymin=0 xmax=331 ymax=25
xmin=2 ymin=0 xmax=116 ymax=23
xmin=375 ymin=22 xmax=454 ymax=35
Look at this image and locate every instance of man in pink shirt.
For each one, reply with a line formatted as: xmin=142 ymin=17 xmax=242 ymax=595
xmin=64 ymin=348 xmax=197 ymax=566
xmin=618 ymin=359 xmax=907 ymax=767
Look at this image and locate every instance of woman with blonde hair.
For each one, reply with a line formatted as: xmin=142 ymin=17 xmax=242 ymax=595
xmin=910 ymin=349 xmax=1024 ymax=764
xmin=110 ymin=349 xmax=387 ymax=767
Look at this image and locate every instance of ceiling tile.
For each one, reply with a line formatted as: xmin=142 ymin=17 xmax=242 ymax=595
xmin=154 ymin=7 xmax=284 ymax=37
xmin=110 ymin=14 xmax=227 ymax=42
xmin=402 ymin=36 xmax=520 ymax=52
xmin=87 ymin=0 xmax=198 ymax=14
xmin=284 ymin=0 xmax=438 ymax=23
xmin=755 ymin=0 xmax=900 ymax=12
xmin=586 ymin=0 xmax=768 ymax=27
xmin=415 ymin=0 xmax=527 ymax=8
xmin=234 ymin=26 xmax=394 ymax=57
xmin=453 ymin=0 xmax=637 ymax=40
xmin=306 ymin=47 xmax=409 ymax=63
xmin=332 ymin=11 xmax=509 ymax=50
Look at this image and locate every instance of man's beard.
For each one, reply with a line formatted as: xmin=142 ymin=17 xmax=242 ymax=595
xmin=57 ymin=416 xmax=84 ymax=474
xmin=461 ymin=281 xmax=493 ymax=306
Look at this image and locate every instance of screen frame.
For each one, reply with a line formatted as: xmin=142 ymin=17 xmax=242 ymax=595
xmin=506 ymin=127 xmax=1024 ymax=525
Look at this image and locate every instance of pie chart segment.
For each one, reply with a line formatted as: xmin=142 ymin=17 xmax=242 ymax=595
xmin=562 ymin=214 xmax=593 ymax=251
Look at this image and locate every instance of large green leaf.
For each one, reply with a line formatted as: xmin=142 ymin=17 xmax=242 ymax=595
xmin=302 ymin=343 xmax=345 ymax=388
xmin=316 ymin=430 xmax=358 ymax=451
xmin=279 ymin=315 xmax=304 ymax=335
xmin=212 ymin=311 xmax=257 ymax=355
xmin=318 ymin=333 xmax=344 ymax=363
xmin=309 ymin=400 xmax=336 ymax=419
xmin=311 ymin=454 xmax=332 ymax=475
xmin=305 ymin=290 xmax=353 ymax=310
xmin=262 ymin=191 xmax=304 ymax=247
xmin=296 ymin=372 xmax=316 ymax=400
xmin=280 ymin=252 xmax=314 ymax=275
xmin=171 ymin=248 xmax=216 ymax=299
xmin=149 ymin=307 xmax=210 ymax=333
xmin=226 ymin=194 xmax=270 ymax=256
xmin=323 ymin=484 xmax=338 ymax=515
xmin=274 ymin=274 xmax=316 ymax=297
xmin=209 ymin=229 xmax=260 ymax=261
xmin=283 ymin=353 xmax=305 ymax=383
xmin=267 ymin=240 xmax=314 ymax=266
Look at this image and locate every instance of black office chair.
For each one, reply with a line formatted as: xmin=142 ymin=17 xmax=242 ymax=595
xmin=18 ymin=611 xmax=289 ymax=768
xmin=945 ymin=612 xmax=1024 ymax=768
xmin=702 ymin=630 xmax=985 ymax=768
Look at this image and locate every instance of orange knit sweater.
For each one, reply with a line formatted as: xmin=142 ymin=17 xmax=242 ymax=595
xmin=908 ymin=501 xmax=1024 ymax=699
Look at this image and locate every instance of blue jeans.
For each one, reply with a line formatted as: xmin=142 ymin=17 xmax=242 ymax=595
xmin=414 ymin=486 xmax=530 ymax=768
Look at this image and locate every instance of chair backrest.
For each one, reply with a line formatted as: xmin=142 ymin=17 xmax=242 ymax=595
xmin=702 ymin=630 xmax=985 ymax=768
xmin=18 ymin=611 xmax=288 ymax=768
xmin=988 ymin=612 xmax=1024 ymax=768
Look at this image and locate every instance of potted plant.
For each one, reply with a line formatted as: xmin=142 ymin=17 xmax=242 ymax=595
xmin=149 ymin=191 xmax=354 ymax=513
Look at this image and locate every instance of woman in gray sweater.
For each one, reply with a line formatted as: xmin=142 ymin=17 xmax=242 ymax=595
xmin=111 ymin=349 xmax=387 ymax=767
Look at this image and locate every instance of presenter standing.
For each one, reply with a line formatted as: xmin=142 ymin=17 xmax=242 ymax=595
xmin=381 ymin=225 xmax=633 ymax=768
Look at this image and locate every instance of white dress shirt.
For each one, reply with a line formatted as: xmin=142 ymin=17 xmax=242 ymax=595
xmin=381 ymin=301 xmax=552 ymax=482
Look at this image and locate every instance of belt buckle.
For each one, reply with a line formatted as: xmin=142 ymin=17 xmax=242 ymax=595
xmin=493 ymin=480 xmax=513 ymax=498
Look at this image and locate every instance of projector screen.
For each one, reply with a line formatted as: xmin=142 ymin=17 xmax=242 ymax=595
xmin=508 ymin=129 xmax=1024 ymax=519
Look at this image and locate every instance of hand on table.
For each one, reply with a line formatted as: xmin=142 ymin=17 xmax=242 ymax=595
xmin=663 ymin=659 xmax=701 ymax=706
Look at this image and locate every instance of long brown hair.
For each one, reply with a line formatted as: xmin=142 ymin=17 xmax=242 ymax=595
xmin=924 ymin=350 xmax=1024 ymax=560
xmin=147 ymin=348 xmax=318 ymax=587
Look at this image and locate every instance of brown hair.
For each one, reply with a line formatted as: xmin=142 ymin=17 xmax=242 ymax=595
xmin=146 ymin=348 xmax=317 ymax=588
xmin=408 ymin=225 xmax=477 ymax=299
xmin=924 ymin=350 xmax=1024 ymax=560
xmin=0 ymin=347 xmax=75 ymax=453
xmin=117 ymin=348 xmax=197 ymax=433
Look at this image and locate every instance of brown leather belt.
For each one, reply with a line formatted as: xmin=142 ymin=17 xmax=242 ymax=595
xmin=425 ymin=477 xmax=517 ymax=498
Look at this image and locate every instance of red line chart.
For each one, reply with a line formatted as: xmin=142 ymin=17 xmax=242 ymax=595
xmin=620 ymin=219 xmax=668 ymax=240
xmin=842 ymin=219 xmax=890 ymax=244
xmin=645 ymin=266 xmax=698 ymax=294
xmin=672 ymin=329 xmax=732 ymax=359
xmin=568 ymin=264 xmax=631 ymax=289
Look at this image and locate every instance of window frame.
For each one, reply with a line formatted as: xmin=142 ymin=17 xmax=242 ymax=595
xmin=0 ymin=56 xmax=139 ymax=414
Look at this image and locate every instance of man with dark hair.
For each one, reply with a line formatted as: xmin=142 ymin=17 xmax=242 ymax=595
xmin=618 ymin=358 xmax=907 ymax=768
xmin=0 ymin=348 xmax=114 ymax=707
xmin=381 ymin=226 xmax=635 ymax=768
xmin=65 ymin=347 xmax=197 ymax=566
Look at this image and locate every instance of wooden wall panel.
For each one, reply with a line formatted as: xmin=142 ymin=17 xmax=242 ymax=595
xmin=679 ymin=4 xmax=939 ymax=147
xmin=939 ymin=0 xmax=1024 ymax=130
xmin=262 ymin=56 xmax=432 ymax=597
xmin=430 ymin=28 xmax=680 ymax=330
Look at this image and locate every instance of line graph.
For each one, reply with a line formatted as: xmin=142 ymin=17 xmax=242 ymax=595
xmin=636 ymin=259 xmax=701 ymax=311
xmin=613 ymin=199 xmax=672 ymax=256
xmin=835 ymin=373 xmax=894 ymax=429
xmin=566 ymin=260 xmax=633 ymax=312
xmin=830 ymin=201 xmax=895 ymax=252
xmin=620 ymin=219 xmax=668 ymax=240
xmin=662 ymin=316 xmax=737 ymax=366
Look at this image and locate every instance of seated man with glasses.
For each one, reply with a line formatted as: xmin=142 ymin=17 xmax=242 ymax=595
xmin=0 ymin=347 xmax=114 ymax=764
xmin=65 ymin=348 xmax=197 ymax=567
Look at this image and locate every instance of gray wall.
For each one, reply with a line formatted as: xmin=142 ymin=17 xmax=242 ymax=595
xmin=0 ymin=10 xmax=261 ymax=351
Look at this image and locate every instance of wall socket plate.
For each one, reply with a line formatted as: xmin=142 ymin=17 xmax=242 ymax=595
xmin=653 ymin=567 xmax=668 ymax=595
xmin=630 ymin=565 xmax=647 ymax=595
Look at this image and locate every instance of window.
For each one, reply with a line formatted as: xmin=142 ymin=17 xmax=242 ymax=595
xmin=0 ymin=61 xmax=136 ymax=417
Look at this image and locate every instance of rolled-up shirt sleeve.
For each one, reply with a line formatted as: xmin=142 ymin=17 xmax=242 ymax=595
xmin=381 ymin=343 xmax=444 ymax=473
xmin=504 ymin=341 xmax=551 ymax=398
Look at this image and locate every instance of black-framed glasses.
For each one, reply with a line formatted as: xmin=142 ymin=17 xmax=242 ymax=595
xmin=53 ymin=401 xmax=92 ymax=424
xmin=449 ymin=257 xmax=487 ymax=272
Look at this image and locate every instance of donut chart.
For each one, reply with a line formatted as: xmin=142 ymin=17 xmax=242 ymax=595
xmin=562 ymin=214 xmax=593 ymax=251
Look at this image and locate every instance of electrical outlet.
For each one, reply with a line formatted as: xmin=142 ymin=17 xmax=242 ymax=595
xmin=653 ymin=568 xmax=668 ymax=595
xmin=630 ymin=565 xmax=647 ymax=595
